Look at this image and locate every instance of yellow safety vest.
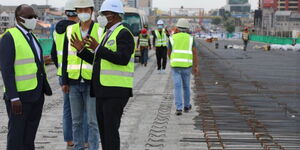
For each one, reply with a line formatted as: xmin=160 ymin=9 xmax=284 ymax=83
xmin=4 ymin=27 xmax=39 ymax=92
xmin=66 ymin=23 xmax=103 ymax=80
xmin=154 ymin=29 xmax=167 ymax=47
xmin=169 ymin=32 xmax=193 ymax=68
xmin=99 ymin=25 xmax=135 ymax=88
xmin=139 ymin=34 xmax=149 ymax=47
xmin=53 ymin=31 xmax=65 ymax=76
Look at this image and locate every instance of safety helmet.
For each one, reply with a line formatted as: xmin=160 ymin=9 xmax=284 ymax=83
xmin=99 ymin=0 xmax=124 ymax=14
xmin=176 ymin=18 xmax=189 ymax=29
xmin=74 ymin=0 xmax=95 ymax=8
xmin=157 ymin=20 xmax=164 ymax=25
xmin=64 ymin=0 xmax=75 ymax=11
xmin=141 ymin=28 xmax=147 ymax=34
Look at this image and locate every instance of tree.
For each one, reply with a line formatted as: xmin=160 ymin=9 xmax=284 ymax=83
xmin=212 ymin=17 xmax=222 ymax=25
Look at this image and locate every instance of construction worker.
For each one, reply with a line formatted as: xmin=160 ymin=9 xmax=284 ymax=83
xmin=167 ymin=18 xmax=199 ymax=116
xmin=0 ymin=4 xmax=52 ymax=149
xmin=152 ymin=19 xmax=169 ymax=73
xmin=50 ymin=0 xmax=89 ymax=148
xmin=242 ymin=27 xmax=250 ymax=51
xmin=70 ymin=0 xmax=135 ymax=149
xmin=61 ymin=0 xmax=102 ymax=149
xmin=137 ymin=28 xmax=151 ymax=66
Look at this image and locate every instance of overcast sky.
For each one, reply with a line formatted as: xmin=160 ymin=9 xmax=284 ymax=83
xmin=0 ymin=0 xmax=259 ymax=12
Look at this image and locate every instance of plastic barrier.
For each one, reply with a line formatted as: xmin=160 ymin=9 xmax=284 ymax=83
xmin=250 ymin=35 xmax=300 ymax=45
xmin=38 ymin=38 xmax=53 ymax=56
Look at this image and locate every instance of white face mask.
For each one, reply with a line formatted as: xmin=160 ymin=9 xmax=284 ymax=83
xmin=78 ymin=13 xmax=91 ymax=22
xmin=97 ymin=15 xmax=108 ymax=28
xmin=19 ymin=16 xmax=37 ymax=30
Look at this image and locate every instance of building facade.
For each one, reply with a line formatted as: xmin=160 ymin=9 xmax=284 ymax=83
xmin=225 ymin=0 xmax=251 ymax=18
xmin=93 ymin=0 xmax=105 ymax=13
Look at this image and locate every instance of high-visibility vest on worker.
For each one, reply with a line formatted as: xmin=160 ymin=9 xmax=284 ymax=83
xmin=139 ymin=34 xmax=149 ymax=47
xmin=154 ymin=29 xmax=167 ymax=47
xmin=66 ymin=23 xmax=103 ymax=80
xmin=53 ymin=31 xmax=65 ymax=76
xmin=99 ymin=25 xmax=135 ymax=88
xmin=242 ymin=32 xmax=249 ymax=40
xmin=4 ymin=27 xmax=39 ymax=92
xmin=169 ymin=32 xmax=193 ymax=68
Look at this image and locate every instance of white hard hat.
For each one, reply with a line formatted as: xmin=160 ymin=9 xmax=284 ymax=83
xmin=176 ymin=18 xmax=189 ymax=29
xmin=74 ymin=0 xmax=94 ymax=8
xmin=157 ymin=20 xmax=164 ymax=25
xmin=99 ymin=0 xmax=124 ymax=14
xmin=64 ymin=0 xmax=75 ymax=11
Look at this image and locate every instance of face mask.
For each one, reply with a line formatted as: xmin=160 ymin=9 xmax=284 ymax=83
xmin=78 ymin=13 xmax=91 ymax=22
xmin=158 ymin=25 xmax=163 ymax=29
xmin=19 ymin=16 xmax=37 ymax=30
xmin=97 ymin=15 xmax=108 ymax=28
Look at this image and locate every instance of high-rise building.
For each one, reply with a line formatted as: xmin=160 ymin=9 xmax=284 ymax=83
xmin=225 ymin=0 xmax=251 ymax=18
xmin=136 ymin=0 xmax=152 ymax=15
xmin=260 ymin=0 xmax=300 ymax=12
xmin=93 ymin=0 xmax=105 ymax=13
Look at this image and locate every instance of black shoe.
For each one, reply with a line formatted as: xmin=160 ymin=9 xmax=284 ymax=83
xmin=175 ymin=110 xmax=182 ymax=116
xmin=184 ymin=105 xmax=192 ymax=113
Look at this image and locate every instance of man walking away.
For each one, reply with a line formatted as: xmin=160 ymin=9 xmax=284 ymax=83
xmin=242 ymin=27 xmax=250 ymax=51
xmin=0 ymin=4 xmax=52 ymax=150
xmin=168 ymin=18 xmax=199 ymax=116
xmin=137 ymin=28 xmax=151 ymax=67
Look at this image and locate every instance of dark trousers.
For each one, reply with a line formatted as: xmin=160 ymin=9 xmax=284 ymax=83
xmin=140 ymin=47 xmax=149 ymax=65
xmin=5 ymin=96 xmax=45 ymax=150
xmin=96 ymin=97 xmax=129 ymax=150
xmin=155 ymin=46 xmax=167 ymax=70
xmin=243 ymin=40 xmax=248 ymax=51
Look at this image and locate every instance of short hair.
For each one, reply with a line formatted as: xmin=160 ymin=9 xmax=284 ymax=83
xmin=15 ymin=4 xmax=28 ymax=18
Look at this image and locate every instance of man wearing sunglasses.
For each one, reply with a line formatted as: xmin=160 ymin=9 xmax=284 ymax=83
xmin=0 ymin=4 xmax=52 ymax=150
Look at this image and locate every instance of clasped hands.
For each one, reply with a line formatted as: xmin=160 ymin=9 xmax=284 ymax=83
xmin=70 ymin=33 xmax=99 ymax=51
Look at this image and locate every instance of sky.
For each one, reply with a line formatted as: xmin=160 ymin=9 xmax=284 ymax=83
xmin=0 ymin=0 xmax=259 ymax=12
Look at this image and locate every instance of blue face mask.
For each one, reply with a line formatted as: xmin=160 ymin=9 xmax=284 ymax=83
xmin=158 ymin=25 xmax=163 ymax=29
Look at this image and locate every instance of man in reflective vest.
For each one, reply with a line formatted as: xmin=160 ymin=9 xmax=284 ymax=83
xmin=61 ymin=0 xmax=101 ymax=149
xmin=153 ymin=19 xmax=169 ymax=73
xmin=242 ymin=27 xmax=250 ymax=51
xmin=70 ymin=0 xmax=135 ymax=149
xmin=167 ymin=18 xmax=199 ymax=116
xmin=0 ymin=5 xmax=52 ymax=150
xmin=50 ymin=1 xmax=90 ymax=148
xmin=137 ymin=28 xmax=151 ymax=66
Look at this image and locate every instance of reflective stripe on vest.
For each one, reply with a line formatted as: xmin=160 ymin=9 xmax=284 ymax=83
xmin=53 ymin=31 xmax=66 ymax=76
xmin=170 ymin=32 xmax=193 ymax=68
xmin=154 ymin=29 xmax=167 ymax=47
xmin=99 ymin=25 xmax=135 ymax=88
xmin=139 ymin=34 xmax=149 ymax=47
xmin=66 ymin=23 xmax=103 ymax=80
xmin=5 ymin=27 xmax=38 ymax=92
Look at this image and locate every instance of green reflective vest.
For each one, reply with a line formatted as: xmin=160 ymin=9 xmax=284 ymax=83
xmin=170 ymin=32 xmax=193 ymax=68
xmin=66 ymin=23 xmax=103 ymax=80
xmin=154 ymin=29 xmax=167 ymax=47
xmin=5 ymin=27 xmax=38 ymax=92
xmin=139 ymin=34 xmax=149 ymax=47
xmin=99 ymin=25 xmax=135 ymax=88
xmin=53 ymin=31 xmax=65 ymax=76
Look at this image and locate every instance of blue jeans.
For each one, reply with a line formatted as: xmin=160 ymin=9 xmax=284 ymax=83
xmin=69 ymin=82 xmax=99 ymax=150
xmin=171 ymin=67 xmax=192 ymax=110
xmin=141 ymin=47 xmax=149 ymax=64
xmin=58 ymin=77 xmax=89 ymax=143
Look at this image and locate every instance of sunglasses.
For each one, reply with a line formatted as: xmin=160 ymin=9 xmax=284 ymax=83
xmin=66 ymin=11 xmax=78 ymax=17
